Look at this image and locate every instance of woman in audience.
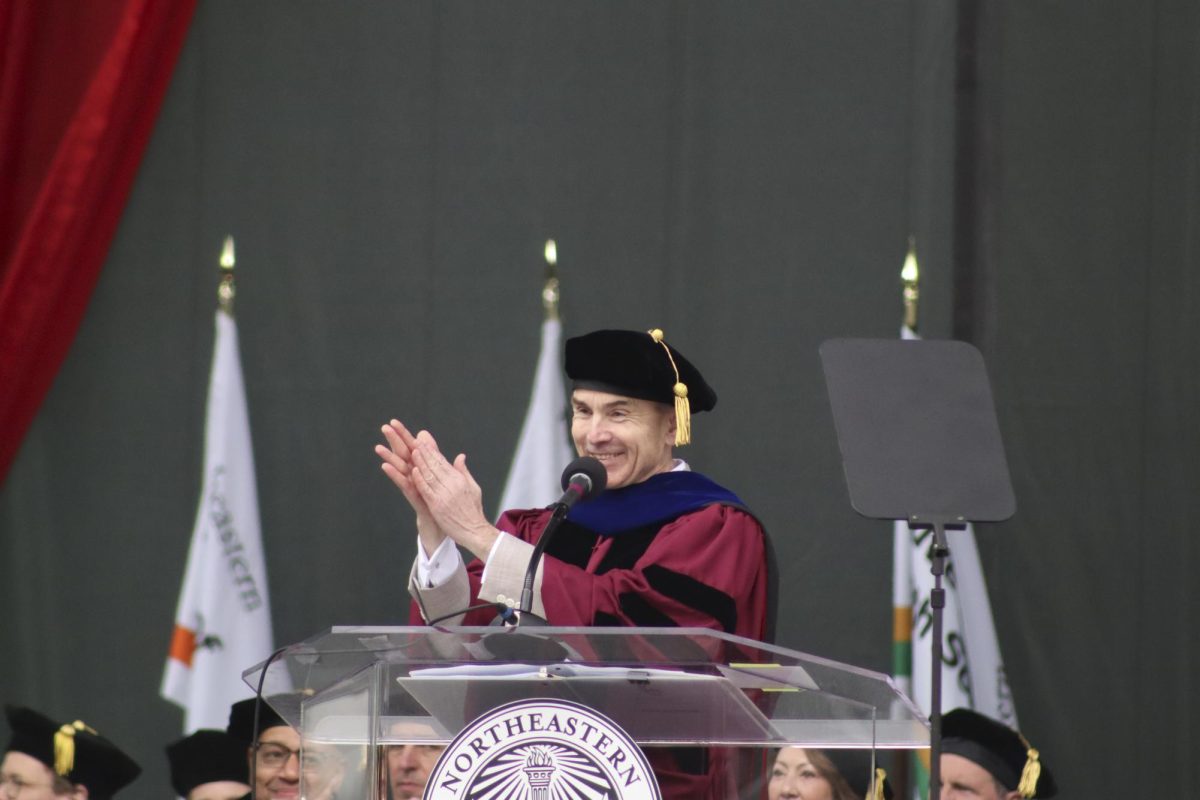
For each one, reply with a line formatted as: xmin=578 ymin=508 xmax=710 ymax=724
xmin=768 ymin=746 xmax=890 ymax=800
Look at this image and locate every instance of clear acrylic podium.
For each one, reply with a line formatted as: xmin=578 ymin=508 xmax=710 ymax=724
xmin=244 ymin=626 xmax=927 ymax=798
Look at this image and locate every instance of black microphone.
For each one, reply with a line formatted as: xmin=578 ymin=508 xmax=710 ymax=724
xmin=512 ymin=457 xmax=607 ymax=624
xmin=554 ymin=456 xmax=607 ymax=510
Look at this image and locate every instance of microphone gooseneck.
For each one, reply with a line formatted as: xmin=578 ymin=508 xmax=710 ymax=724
xmin=513 ymin=457 xmax=607 ymax=623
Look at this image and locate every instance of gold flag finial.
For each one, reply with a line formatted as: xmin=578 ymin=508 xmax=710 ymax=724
xmin=218 ymin=235 xmax=236 ymax=313
xmin=901 ymin=235 xmax=919 ymax=332
xmin=542 ymin=239 xmax=560 ymax=321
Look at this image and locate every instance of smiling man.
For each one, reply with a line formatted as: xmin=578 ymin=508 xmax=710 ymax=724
xmin=377 ymin=328 xmax=771 ymax=799
xmin=377 ymin=327 xmax=770 ymax=640
xmin=226 ymin=699 xmax=343 ymax=800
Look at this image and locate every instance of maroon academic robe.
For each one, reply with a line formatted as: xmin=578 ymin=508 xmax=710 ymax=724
xmin=410 ymin=495 xmax=770 ymax=799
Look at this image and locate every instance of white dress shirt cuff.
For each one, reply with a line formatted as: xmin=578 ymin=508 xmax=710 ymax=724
xmin=415 ymin=536 xmax=463 ymax=588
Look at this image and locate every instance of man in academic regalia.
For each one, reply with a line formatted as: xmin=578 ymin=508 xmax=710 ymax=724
xmin=939 ymin=708 xmax=1058 ymax=800
xmin=1 ymin=705 xmax=140 ymax=800
xmin=376 ymin=327 xmax=773 ymax=798
xmin=226 ymin=698 xmax=343 ymax=800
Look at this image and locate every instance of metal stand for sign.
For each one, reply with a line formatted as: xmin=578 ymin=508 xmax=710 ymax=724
xmin=820 ymin=337 xmax=1016 ymax=800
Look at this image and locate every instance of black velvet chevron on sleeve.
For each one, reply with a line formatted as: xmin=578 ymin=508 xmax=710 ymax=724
xmin=542 ymin=520 xmax=600 ymax=568
xmin=643 ymin=564 xmax=738 ymax=633
xmin=616 ymin=591 xmax=679 ymax=627
xmin=593 ymin=523 xmax=661 ymax=574
xmin=547 ymin=514 xmax=746 ymax=635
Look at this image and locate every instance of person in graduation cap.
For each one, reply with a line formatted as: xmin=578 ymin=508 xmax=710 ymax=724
xmin=376 ymin=328 xmax=772 ymax=799
xmin=376 ymin=327 xmax=771 ymax=640
xmin=226 ymin=698 xmax=344 ymax=800
xmin=165 ymin=729 xmax=251 ymax=800
xmin=768 ymin=746 xmax=892 ymax=800
xmin=939 ymin=708 xmax=1057 ymax=800
xmin=1 ymin=705 xmax=140 ymax=800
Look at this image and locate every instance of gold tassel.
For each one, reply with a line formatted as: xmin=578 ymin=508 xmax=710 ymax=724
xmin=648 ymin=329 xmax=690 ymax=446
xmin=673 ymin=384 xmax=691 ymax=445
xmin=53 ymin=721 xmax=94 ymax=776
xmin=869 ymin=767 xmax=887 ymax=800
xmin=1017 ymin=746 xmax=1041 ymax=798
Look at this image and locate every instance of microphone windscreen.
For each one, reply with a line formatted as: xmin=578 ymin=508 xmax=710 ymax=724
xmin=560 ymin=456 xmax=607 ymax=499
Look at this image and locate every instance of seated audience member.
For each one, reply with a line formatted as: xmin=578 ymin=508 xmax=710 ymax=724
xmin=940 ymin=708 xmax=1057 ymax=800
xmin=227 ymin=698 xmax=344 ymax=800
xmin=769 ymin=746 xmax=891 ymax=800
xmin=166 ymin=729 xmax=251 ymax=800
xmin=1 ymin=705 xmax=140 ymax=799
xmin=384 ymin=740 xmax=444 ymax=800
xmin=380 ymin=697 xmax=445 ymax=800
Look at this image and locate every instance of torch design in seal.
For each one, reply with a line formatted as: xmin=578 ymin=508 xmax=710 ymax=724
xmin=521 ymin=747 xmax=556 ymax=800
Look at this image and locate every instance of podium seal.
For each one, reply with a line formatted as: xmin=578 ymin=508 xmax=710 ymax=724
xmin=423 ymin=698 xmax=661 ymax=800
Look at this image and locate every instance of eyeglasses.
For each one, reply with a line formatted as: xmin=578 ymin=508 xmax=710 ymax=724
xmin=254 ymin=743 xmax=335 ymax=773
xmin=1 ymin=774 xmax=53 ymax=797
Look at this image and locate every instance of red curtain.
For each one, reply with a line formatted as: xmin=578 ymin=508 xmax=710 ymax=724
xmin=0 ymin=0 xmax=197 ymax=484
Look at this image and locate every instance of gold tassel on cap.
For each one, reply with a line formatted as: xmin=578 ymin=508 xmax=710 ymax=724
xmin=648 ymin=328 xmax=690 ymax=446
xmin=869 ymin=767 xmax=887 ymax=800
xmin=53 ymin=721 xmax=96 ymax=776
xmin=1017 ymin=746 xmax=1041 ymax=798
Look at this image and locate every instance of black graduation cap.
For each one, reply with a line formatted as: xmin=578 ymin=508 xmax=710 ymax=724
xmin=3 ymin=705 xmax=140 ymax=800
xmin=941 ymin=708 xmax=1057 ymax=798
xmin=165 ymin=729 xmax=250 ymax=797
xmin=565 ymin=328 xmax=716 ymax=446
xmin=825 ymin=749 xmax=894 ymax=800
xmin=225 ymin=697 xmax=290 ymax=746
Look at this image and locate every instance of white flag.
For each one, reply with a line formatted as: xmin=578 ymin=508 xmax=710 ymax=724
xmin=495 ymin=317 xmax=575 ymax=517
xmin=899 ymin=521 xmax=1018 ymax=725
xmin=162 ymin=309 xmax=276 ymax=732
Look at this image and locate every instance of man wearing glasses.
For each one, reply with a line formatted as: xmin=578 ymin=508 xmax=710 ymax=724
xmin=227 ymin=699 xmax=344 ymax=800
xmin=1 ymin=705 xmax=140 ymax=800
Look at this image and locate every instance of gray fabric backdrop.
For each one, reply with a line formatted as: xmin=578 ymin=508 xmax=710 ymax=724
xmin=1 ymin=3 xmax=1196 ymax=798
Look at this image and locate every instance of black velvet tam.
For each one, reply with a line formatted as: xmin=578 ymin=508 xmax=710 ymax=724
xmin=565 ymin=329 xmax=716 ymax=412
xmin=3 ymin=705 xmax=141 ymax=799
xmin=825 ymin=748 xmax=894 ymax=800
xmin=166 ymin=729 xmax=249 ymax=797
xmin=225 ymin=696 xmax=288 ymax=745
xmin=942 ymin=708 xmax=1057 ymax=798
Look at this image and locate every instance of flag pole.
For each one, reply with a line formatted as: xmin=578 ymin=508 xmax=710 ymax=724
xmin=892 ymin=237 xmax=1018 ymax=799
xmin=893 ymin=238 xmax=919 ymax=800
xmin=897 ymin=237 xmax=953 ymax=800
xmin=162 ymin=233 xmax=277 ymax=731
xmin=494 ymin=239 xmax=575 ymax=518
xmin=898 ymin=237 xmax=951 ymax=800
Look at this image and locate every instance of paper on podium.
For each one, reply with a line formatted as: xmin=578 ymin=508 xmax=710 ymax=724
xmin=398 ymin=662 xmax=780 ymax=745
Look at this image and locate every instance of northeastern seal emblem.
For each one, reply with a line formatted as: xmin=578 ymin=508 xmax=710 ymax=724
xmin=423 ymin=698 xmax=661 ymax=800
